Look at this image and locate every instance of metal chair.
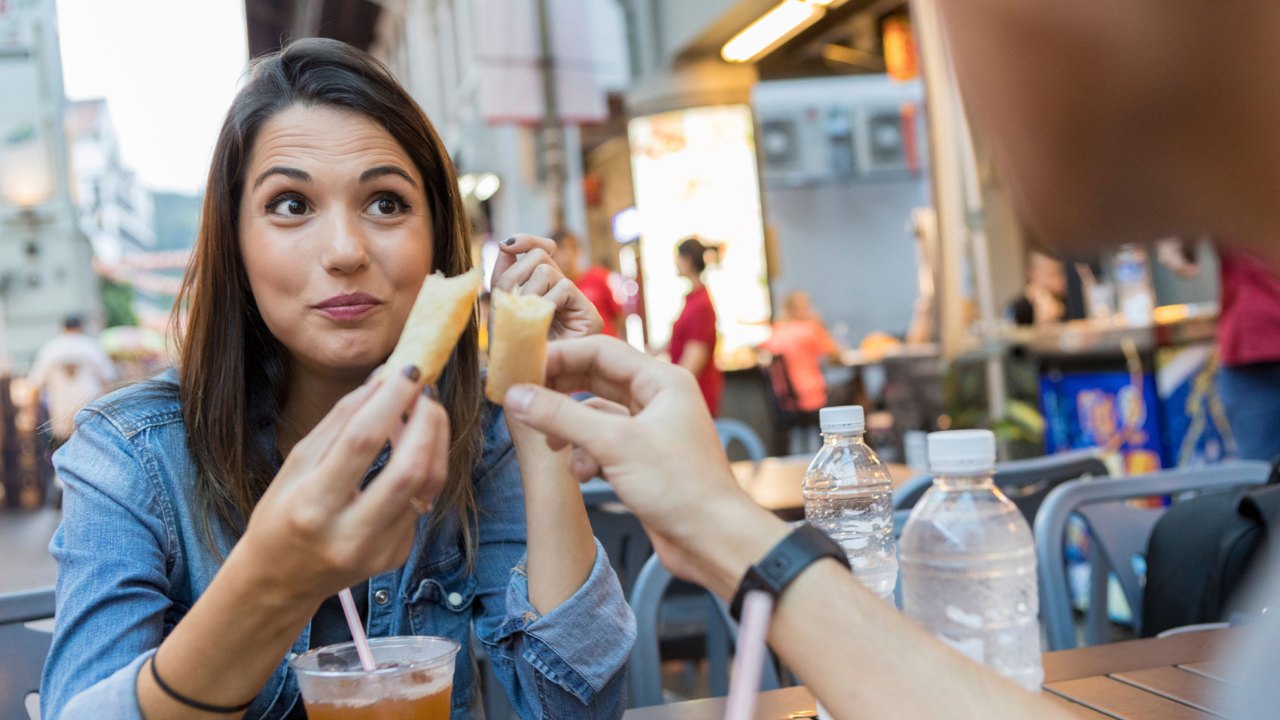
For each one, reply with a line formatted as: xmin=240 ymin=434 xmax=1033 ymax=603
xmin=586 ymin=499 xmax=653 ymax=600
xmin=714 ymin=419 xmax=767 ymax=464
xmin=892 ymin=448 xmax=1110 ymax=527
xmin=1033 ymin=461 xmax=1271 ymax=651
xmin=0 ymin=587 xmax=56 ymax=720
xmin=627 ymin=554 xmax=780 ymax=708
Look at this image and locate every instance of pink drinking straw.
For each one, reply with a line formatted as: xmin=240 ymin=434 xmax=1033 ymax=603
xmin=338 ymin=587 xmax=377 ymax=672
xmin=723 ymin=590 xmax=775 ymax=720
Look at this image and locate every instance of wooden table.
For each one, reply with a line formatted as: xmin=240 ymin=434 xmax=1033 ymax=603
xmin=622 ymin=628 xmax=1240 ymax=719
xmin=1041 ymin=627 xmax=1240 ymax=719
xmin=730 ymin=455 xmax=916 ymax=519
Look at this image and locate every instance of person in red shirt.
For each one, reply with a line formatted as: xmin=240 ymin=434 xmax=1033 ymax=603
xmin=761 ymin=291 xmax=840 ymax=412
xmin=669 ymin=237 xmax=722 ymax=415
xmin=552 ymin=230 xmax=622 ymax=337
xmin=1160 ymin=241 xmax=1280 ymax=461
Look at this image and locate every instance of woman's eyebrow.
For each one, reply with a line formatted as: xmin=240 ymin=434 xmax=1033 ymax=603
xmin=360 ymin=165 xmax=417 ymax=188
xmin=253 ymin=166 xmax=311 ymax=190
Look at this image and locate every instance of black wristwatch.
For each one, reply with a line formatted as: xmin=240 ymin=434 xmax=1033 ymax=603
xmin=729 ymin=523 xmax=851 ymax=622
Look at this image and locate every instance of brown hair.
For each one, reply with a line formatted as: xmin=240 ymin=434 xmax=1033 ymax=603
xmin=677 ymin=237 xmax=708 ymax=274
xmin=174 ymin=38 xmax=482 ymax=555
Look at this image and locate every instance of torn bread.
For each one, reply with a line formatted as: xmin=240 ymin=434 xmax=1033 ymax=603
xmin=384 ymin=267 xmax=482 ymax=385
xmin=485 ymin=289 xmax=555 ymax=404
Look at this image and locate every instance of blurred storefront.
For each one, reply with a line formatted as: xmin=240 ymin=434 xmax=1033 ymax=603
xmin=0 ymin=0 xmax=100 ymax=373
xmin=239 ymin=0 xmax=1235 ymax=469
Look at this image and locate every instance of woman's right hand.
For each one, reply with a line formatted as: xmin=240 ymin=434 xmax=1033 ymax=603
xmin=239 ymin=365 xmax=450 ymax=604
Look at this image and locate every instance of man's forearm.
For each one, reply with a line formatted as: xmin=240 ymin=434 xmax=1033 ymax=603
xmin=693 ymin=503 xmax=1072 ymax=720
xmin=769 ymin=562 xmax=1072 ymax=720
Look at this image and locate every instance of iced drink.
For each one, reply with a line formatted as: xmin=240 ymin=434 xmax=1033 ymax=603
xmin=292 ymin=636 xmax=459 ymax=720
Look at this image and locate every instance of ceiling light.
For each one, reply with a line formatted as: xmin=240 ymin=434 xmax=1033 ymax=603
xmin=721 ymin=0 xmax=831 ymax=63
xmin=458 ymin=173 xmax=477 ymax=197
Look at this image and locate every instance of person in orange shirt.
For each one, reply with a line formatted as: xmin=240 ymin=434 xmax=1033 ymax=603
xmin=760 ymin=291 xmax=839 ymax=412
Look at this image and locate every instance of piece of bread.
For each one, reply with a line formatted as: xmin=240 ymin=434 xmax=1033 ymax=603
xmin=485 ymin=289 xmax=556 ymax=404
xmin=384 ymin=268 xmax=482 ymax=385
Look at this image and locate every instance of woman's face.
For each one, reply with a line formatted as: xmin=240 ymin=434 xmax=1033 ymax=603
xmin=239 ymin=104 xmax=433 ymax=381
xmin=676 ymin=252 xmax=694 ymax=278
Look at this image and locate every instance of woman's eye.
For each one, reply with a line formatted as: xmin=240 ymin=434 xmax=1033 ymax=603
xmin=267 ymin=196 xmax=308 ymax=216
xmin=367 ymin=194 xmax=405 ymax=216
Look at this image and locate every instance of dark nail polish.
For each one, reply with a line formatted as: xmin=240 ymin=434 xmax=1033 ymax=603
xmin=502 ymin=237 xmax=517 ymax=246
xmin=422 ymin=384 xmax=439 ymax=400
xmin=402 ymin=365 xmax=421 ymax=383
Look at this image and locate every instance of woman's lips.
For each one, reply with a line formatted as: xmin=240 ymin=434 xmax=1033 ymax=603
xmin=313 ymin=293 xmax=382 ymax=321
xmin=316 ymin=303 xmax=379 ymax=320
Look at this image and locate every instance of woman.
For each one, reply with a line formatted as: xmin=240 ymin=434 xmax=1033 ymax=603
xmin=40 ymin=39 xmax=634 ymax=720
xmin=669 ymin=238 xmax=722 ymax=415
xmin=760 ymin=291 xmax=840 ymax=413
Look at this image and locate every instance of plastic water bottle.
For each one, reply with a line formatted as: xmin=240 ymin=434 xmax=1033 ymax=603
xmin=1114 ymin=243 xmax=1155 ymax=326
xmin=802 ymin=406 xmax=898 ymax=601
xmin=899 ymin=430 xmax=1043 ymax=690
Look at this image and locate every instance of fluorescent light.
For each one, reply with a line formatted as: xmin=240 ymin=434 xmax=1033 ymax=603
xmin=473 ymin=173 xmax=501 ymax=201
xmin=721 ymin=0 xmax=827 ymax=63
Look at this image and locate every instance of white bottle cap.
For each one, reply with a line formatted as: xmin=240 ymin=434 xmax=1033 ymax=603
xmin=819 ymin=405 xmax=864 ymax=434
xmin=927 ymin=429 xmax=996 ymax=475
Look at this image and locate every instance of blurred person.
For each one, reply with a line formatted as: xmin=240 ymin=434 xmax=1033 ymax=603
xmin=668 ymin=237 xmax=722 ymax=415
xmin=1157 ymin=239 xmax=1280 ymax=461
xmin=27 ymin=315 xmax=117 ymax=447
xmin=1008 ymin=250 xmax=1067 ymax=325
xmin=760 ymin=291 xmax=840 ymax=412
xmin=498 ymin=0 xmax=1280 ymax=717
xmin=552 ymin=228 xmax=622 ymax=337
xmin=40 ymin=39 xmax=631 ymax=720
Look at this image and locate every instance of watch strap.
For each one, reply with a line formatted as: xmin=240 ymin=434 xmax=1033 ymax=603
xmin=729 ymin=523 xmax=851 ymax=622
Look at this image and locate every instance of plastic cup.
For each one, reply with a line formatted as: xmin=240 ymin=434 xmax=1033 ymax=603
xmin=291 ymin=636 xmax=459 ymax=720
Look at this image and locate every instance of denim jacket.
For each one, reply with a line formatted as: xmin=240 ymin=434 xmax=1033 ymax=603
xmin=40 ymin=372 xmax=635 ymax=719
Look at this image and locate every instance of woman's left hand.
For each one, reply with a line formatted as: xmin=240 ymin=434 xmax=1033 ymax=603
xmin=491 ymin=234 xmax=602 ymax=339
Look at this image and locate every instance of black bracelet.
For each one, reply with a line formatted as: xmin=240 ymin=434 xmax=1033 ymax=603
xmin=729 ymin=523 xmax=851 ymax=622
xmin=149 ymin=654 xmax=255 ymax=714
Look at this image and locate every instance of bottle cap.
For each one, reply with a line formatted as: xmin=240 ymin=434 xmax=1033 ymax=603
xmin=819 ymin=405 xmax=864 ymax=434
xmin=927 ymin=430 xmax=996 ymax=475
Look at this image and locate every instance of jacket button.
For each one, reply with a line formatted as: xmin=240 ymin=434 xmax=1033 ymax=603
xmin=447 ymin=592 xmax=463 ymax=608
xmin=374 ymin=589 xmax=391 ymax=605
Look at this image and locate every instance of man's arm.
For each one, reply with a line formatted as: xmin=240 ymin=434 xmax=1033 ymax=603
xmin=503 ymin=336 xmax=1073 ymax=720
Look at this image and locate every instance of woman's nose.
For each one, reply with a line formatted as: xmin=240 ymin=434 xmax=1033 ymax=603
xmin=321 ymin=213 xmax=370 ymax=274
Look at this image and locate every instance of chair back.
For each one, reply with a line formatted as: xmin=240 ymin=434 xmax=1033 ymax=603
xmin=758 ymin=355 xmax=821 ymax=455
xmin=892 ymin=449 xmax=1109 ymax=527
xmin=1033 ymin=461 xmax=1271 ymax=651
xmin=0 ymin=588 xmax=55 ymax=720
xmin=760 ymin=354 xmax=801 ymax=416
xmin=714 ymin=419 xmax=767 ymax=463
xmin=627 ymin=554 xmax=780 ymax=708
xmin=586 ymin=502 xmax=653 ymax=599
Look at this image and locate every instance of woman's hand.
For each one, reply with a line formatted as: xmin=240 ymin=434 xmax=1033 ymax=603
xmin=491 ymin=234 xmax=602 ymax=339
xmin=239 ymin=366 xmax=451 ymax=603
xmin=502 ymin=336 xmax=788 ymax=598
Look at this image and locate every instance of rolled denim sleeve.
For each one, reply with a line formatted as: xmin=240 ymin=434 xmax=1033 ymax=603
xmin=498 ymin=539 xmax=636 ymax=705
xmin=471 ymin=406 xmax=635 ymax=719
xmin=40 ymin=411 xmax=171 ymax=720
